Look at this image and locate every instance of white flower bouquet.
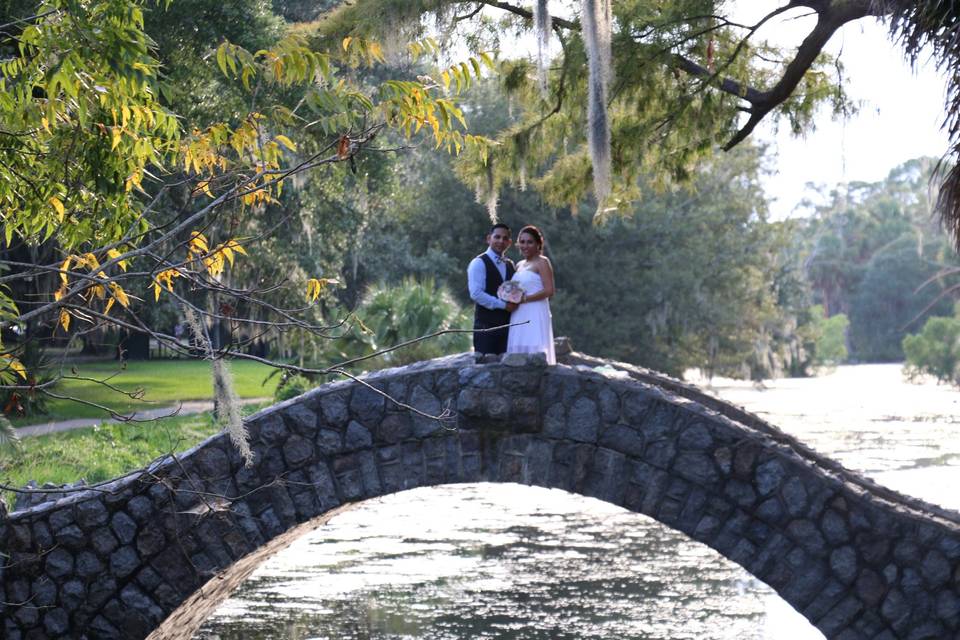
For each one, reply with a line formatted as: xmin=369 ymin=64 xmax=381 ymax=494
xmin=497 ymin=280 xmax=525 ymax=303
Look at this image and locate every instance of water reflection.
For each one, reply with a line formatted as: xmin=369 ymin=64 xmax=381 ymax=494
xmin=195 ymin=485 xmax=792 ymax=640
xmin=195 ymin=364 xmax=960 ymax=640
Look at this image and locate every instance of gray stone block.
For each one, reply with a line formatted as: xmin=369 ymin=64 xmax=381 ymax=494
xmin=598 ymin=423 xmax=644 ymax=457
xmin=44 ymin=548 xmax=73 ymax=579
xmin=110 ymin=545 xmax=139 ymax=579
xmin=724 ymin=479 xmax=756 ymax=508
xmin=120 ymin=582 xmax=164 ymax=624
xmin=127 ymin=496 xmax=154 ymax=526
xmin=830 ymin=545 xmax=858 ymax=584
xmin=817 ymin=595 xmax=863 ymax=637
xmin=283 ymin=434 xmax=316 ymax=466
xmin=48 ymin=508 xmax=73 ymax=532
xmin=674 ymin=452 xmax=719 ymax=486
xmin=76 ymin=499 xmax=109 ymax=529
xmin=193 ymin=445 xmax=230 ymax=478
xmin=921 ymin=549 xmax=951 ymax=588
xmin=542 ymin=403 xmax=566 ymax=438
xmin=754 ymin=459 xmax=786 ymax=496
xmin=284 ymin=403 xmax=319 ymax=435
xmin=317 ymin=428 xmax=343 ymax=456
xmin=503 ymin=371 xmax=541 ymax=394
xmin=678 ymin=422 xmax=713 ymax=450
xmin=60 ymin=579 xmax=86 ymax=611
xmin=511 ymin=396 xmax=540 ymax=431
xmin=567 ymin=396 xmax=600 ymax=443
xmin=857 ymin=532 xmax=890 ymax=566
xmin=644 ymin=440 xmax=676 ymax=470
xmin=350 ymin=385 xmax=386 ymax=423
xmin=501 ymin=352 xmax=546 ymax=367
xmin=821 ymin=509 xmax=850 ymax=545
xmin=110 ymin=511 xmax=138 ymax=545
xmin=53 ymin=524 xmax=85 ymax=550
xmin=622 ymin=390 xmax=653 ymax=423
xmin=786 ymin=519 xmax=826 ymax=556
xmin=319 ymin=392 xmax=350 ymax=427
xmin=76 ymin=551 xmax=104 ymax=579
xmin=30 ymin=577 xmax=56 ymax=607
xmin=597 ymin=387 xmax=620 ymax=423
xmin=257 ymin=412 xmax=287 ymax=444
xmin=42 ymin=608 xmax=69 ymax=637
xmin=856 ymin=568 xmax=886 ymax=607
xmin=410 ymin=386 xmax=443 ymax=437
xmin=31 ymin=521 xmax=53 ymax=549
xmin=543 ymin=370 xmax=582 ymax=406
xmin=136 ymin=527 xmax=166 ymax=558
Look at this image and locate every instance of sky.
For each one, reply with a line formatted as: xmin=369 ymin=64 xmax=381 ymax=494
xmin=730 ymin=5 xmax=951 ymax=219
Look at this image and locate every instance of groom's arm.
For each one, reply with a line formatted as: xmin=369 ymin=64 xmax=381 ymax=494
xmin=467 ymin=257 xmax=507 ymax=311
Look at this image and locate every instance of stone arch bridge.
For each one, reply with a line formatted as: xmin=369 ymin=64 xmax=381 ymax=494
xmin=3 ymin=351 xmax=960 ymax=640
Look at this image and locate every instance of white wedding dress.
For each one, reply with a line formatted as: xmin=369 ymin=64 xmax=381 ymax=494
xmin=506 ymin=268 xmax=556 ymax=364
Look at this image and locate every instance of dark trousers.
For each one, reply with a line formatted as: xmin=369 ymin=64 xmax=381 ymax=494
xmin=473 ymin=318 xmax=509 ymax=355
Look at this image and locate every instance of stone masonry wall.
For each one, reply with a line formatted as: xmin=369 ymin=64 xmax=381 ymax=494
xmin=2 ymin=352 xmax=960 ymax=640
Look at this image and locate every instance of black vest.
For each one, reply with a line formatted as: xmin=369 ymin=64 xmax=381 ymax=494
xmin=475 ymin=253 xmax=515 ymax=325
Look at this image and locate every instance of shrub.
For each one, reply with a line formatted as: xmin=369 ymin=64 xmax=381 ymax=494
xmin=807 ymin=305 xmax=849 ymax=366
xmin=274 ymin=374 xmax=313 ymax=402
xmin=902 ymin=307 xmax=960 ymax=384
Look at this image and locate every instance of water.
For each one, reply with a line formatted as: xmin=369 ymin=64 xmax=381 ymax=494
xmin=193 ymin=364 xmax=960 ymax=640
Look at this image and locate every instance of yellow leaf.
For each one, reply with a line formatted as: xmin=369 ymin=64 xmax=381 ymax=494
xmin=92 ymin=284 xmax=106 ymax=300
xmin=59 ymin=309 xmax=70 ymax=332
xmin=53 ymin=283 xmax=67 ymax=301
xmin=152 ymin=281 xmax=162 ymax=302
xmin=7 ymin=357 xmax=26 ymax=380
xmin=342 ymin=36 xmax=352 ymax=51
xmin=111 ymin=126 xmax=122 ymax=150
xmin=229 ymin=240 xmax=248 ymax=256
xmin=109 ymin=282 xmax=130 ymax=308
xmin=275 ymin=135 xmax=296 ymax=151
xmin=306 ymin=277 xmax=340 ymax=301
xmin=50 ymin=196 xmax=65 ymax=221
xmin=106 ymin=248 xmax=129 ymax=272
xmin=105 ymin=297 xmax=115 ymax=314
xmin=41 ymin=116 xmax=50 ymax=132
xmin=60 ymin=256 xmax=71 ymax=283
xmin=197 ymin=180 xmax=214 ymax=197
xmin=189 ymin=232 xmax=209 ymax=254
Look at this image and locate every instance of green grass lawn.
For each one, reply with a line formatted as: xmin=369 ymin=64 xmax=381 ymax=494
xmin=1 ymin=406 xmax=268 ymax=508
xmin=12 ymin=359 xmax=277 ymax=426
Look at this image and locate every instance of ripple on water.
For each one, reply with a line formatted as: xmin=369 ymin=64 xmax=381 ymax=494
xmin=194 ymin=484 xmax=820 ymax=640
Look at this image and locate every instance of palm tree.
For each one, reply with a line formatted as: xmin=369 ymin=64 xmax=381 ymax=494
xmin=358 ymin=277 xmax=471 ymax=367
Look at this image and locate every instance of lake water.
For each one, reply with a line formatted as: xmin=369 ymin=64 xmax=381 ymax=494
xmin=192 ymin=364 xmax=960 ymax=640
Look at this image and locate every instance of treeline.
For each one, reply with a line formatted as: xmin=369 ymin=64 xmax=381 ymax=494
xmin=797 ymin=157 xmax=960 ymax=364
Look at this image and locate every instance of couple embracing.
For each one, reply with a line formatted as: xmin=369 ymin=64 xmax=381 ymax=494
xmin=467 ymin=223 xmax=556 ymax=365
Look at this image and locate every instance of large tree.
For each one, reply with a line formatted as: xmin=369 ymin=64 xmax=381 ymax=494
xmin=320 ymin=1 xmax=960 ymax=234
xmin=0 ymin=0 xmax=492 ymax=447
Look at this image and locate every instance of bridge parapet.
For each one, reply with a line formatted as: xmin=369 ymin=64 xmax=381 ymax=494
xmin=2 ymin=352 xmax=960 ymax=639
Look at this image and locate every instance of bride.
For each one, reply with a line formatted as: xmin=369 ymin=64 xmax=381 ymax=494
xmin=506 ymin=225 xmax=556 ymax=364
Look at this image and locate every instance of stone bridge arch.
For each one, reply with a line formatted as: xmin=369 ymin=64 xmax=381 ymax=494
xmin=3 ymin=352 xmax=960 ymax=640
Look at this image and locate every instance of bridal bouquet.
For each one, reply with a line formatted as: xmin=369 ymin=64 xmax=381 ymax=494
xmin=497 ymin=280 xmax=525 ymax=303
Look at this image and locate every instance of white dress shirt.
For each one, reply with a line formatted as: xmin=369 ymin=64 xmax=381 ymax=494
xmin=467 ymin=248 xmax=508 ymax=311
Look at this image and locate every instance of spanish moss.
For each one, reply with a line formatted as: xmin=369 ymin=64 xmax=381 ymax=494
xmin=534 ymin=0 xmax=552 ymax=98
xmin=183 ymin=306 xmax=253 ymax=466
xmin=485 ymin=157 xmax=499 ymax=223
xmin=581 ymin=0 xmax=613 ymax=205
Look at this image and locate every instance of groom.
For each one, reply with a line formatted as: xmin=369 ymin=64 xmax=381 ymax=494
xmin=467 ymin=223 xmax=517 ymax=355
